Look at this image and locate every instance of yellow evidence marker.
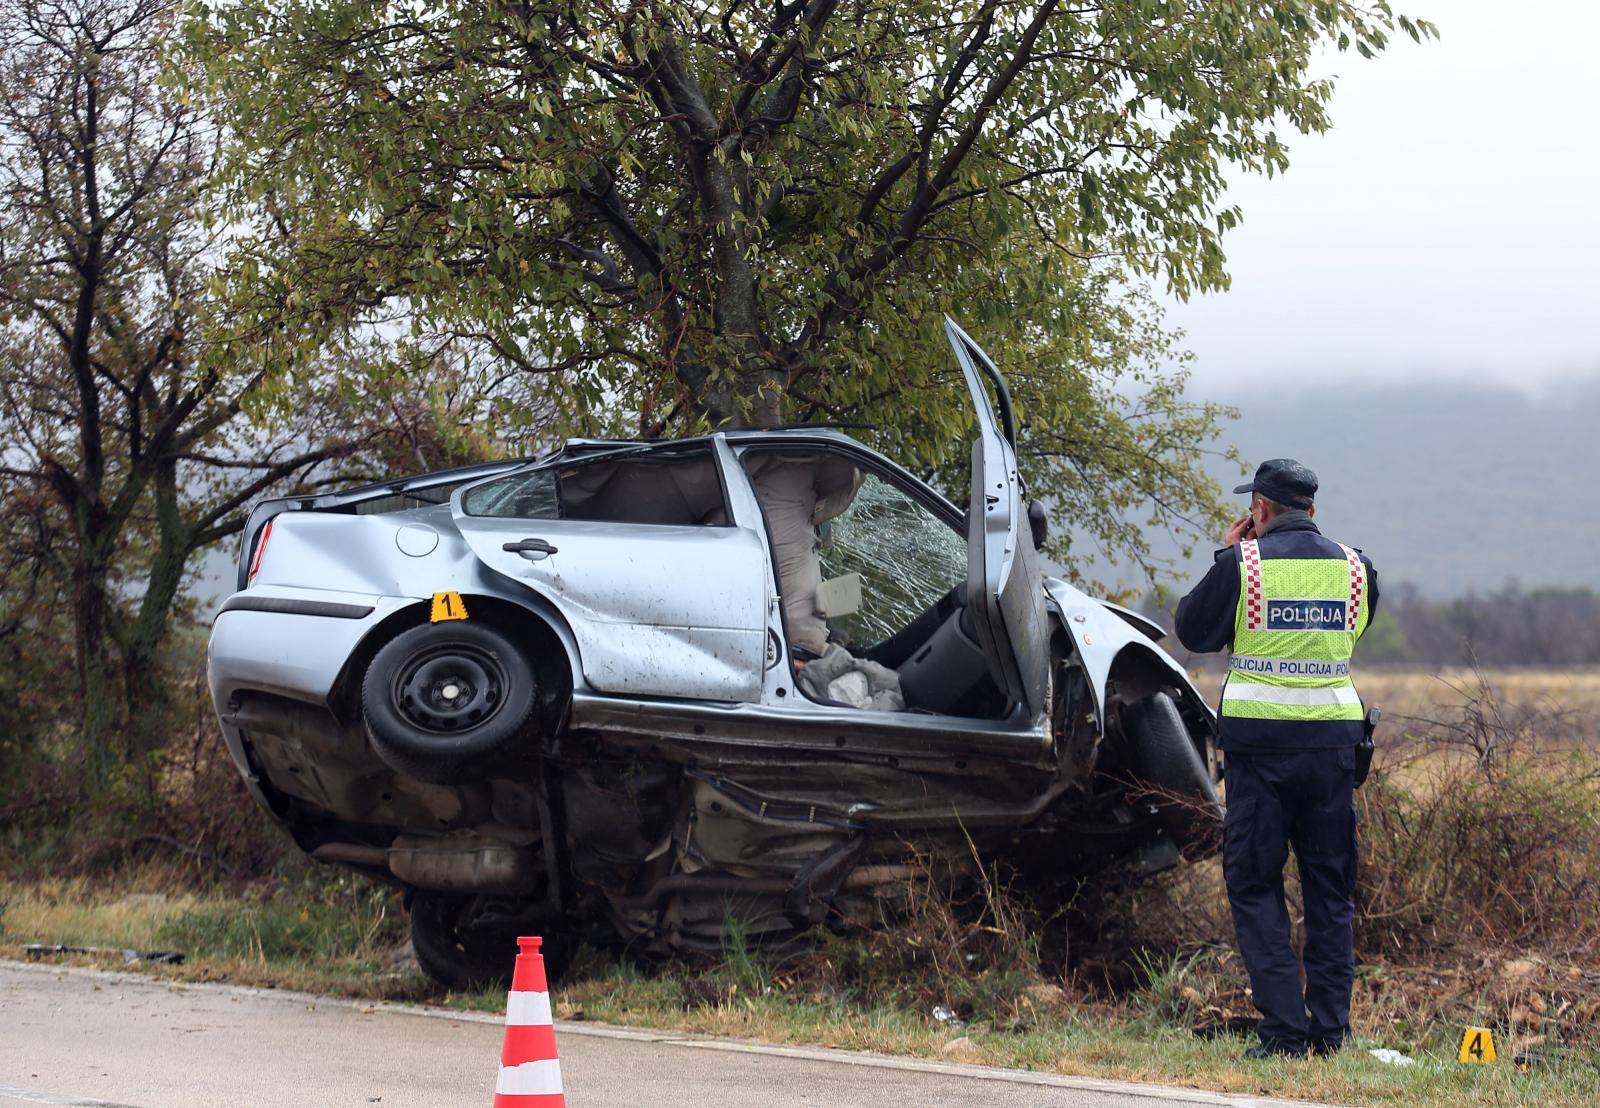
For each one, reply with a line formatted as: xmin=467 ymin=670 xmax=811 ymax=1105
xmin=1458 ymin=1026 xmax=1496 ymax=1065
xmin=430 ymin=591 xmax=468 ymax=622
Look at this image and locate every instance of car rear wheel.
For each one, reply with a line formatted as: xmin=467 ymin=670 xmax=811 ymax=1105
xmin=362 ymin=621 xmax=537 ymax=784
xmin=1121 ymin=691 xmax=1221 ymax=850
xmin=408 ymin=891 xmax=571 ymax=992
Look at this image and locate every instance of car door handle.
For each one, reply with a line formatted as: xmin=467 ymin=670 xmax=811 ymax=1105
xmin=502 ymin=537 xmax=558 ymax=561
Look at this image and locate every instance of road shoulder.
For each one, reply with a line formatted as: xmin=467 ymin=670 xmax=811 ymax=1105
xmin=1 ymin=959 xmax=1334 ymax=1108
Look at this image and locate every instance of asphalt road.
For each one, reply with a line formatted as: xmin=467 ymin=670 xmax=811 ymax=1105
xmin=0 ymin=962 xmax=1319 ymax=1108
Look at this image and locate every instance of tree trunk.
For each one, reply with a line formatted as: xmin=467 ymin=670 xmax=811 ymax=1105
xmin=121 ymin=562 xmax=182 ymax=759
xmin=650 ymin=32 xmax=783 ymax=430
xmin=705 ymin=198 xmax=780 ymax=426
xmin=121 ymin=462 xmax=191 ymax=757
xmin=73 ymin=551 xmax=118 ymax=792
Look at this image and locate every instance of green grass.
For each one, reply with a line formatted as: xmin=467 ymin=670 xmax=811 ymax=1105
xmin=3 ymin=871 xmax=1598 ymax=1107
xmin=0 ymin=868 xmax=411 ymax=996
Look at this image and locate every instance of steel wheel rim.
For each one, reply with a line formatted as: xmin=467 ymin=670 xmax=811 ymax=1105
xmin=391 ymin=641 xmax=507 ymax=734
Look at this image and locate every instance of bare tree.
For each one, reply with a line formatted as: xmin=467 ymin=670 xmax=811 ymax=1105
xmin=0 ymin=0 xmax=361 ymax=786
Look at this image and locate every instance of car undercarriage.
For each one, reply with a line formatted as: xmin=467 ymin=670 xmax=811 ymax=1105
xmin=221 ymin=607 xmax=1216 ymax=987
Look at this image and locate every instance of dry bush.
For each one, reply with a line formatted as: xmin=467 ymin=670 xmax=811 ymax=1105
xmin=1360 ymin=669 xmax=1600 ymax=960
xmin=0 ymin=665 xmax=291 ymax=884
xmin=130 ymin=668 xmax=295 ymax=882
xmin=1358 ymin=757 xmax=1600 ymax=959
xmin=775 ymin=842 xmax=1058 ymax=1028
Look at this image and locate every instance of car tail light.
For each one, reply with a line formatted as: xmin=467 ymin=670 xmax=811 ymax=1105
xmin=247 ymin=518 xmax=274 ymax=586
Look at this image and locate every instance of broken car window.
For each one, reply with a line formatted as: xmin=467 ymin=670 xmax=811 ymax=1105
xmin=461 ymin=451 xmax=728 ymax=526
xmin=461 ymin=468 xmax=561 ymax=518
xmin=818 ymin=475 xmax=965 ymax=647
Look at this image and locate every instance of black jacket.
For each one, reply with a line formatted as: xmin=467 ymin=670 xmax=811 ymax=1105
xmin=1175 ymin=515 xmax=1379 ymax=751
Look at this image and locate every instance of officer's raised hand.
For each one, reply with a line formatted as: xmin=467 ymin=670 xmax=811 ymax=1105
xmin=1223 ymin=512 xmax=1256 ymax=546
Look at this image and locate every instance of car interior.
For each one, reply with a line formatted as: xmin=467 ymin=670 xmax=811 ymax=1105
xmin=457 ymin=443 xmax=1007 ymax=719
xmin=460 ymin=447 xmax=729 ymax=526
xmin=741 ymin=449 xmax=1006 ymax=720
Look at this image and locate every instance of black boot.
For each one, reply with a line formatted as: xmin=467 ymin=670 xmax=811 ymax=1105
xmin=1244 ymin=1041 xmax=1308 ymax=1060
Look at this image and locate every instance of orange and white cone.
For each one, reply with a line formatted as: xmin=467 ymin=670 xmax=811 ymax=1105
xmin=493 ymin=936 xmax=565 ymax=1107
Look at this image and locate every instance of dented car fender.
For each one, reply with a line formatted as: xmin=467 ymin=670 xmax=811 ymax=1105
xmin=1042 ymin=576 xmax=1214 ymax=728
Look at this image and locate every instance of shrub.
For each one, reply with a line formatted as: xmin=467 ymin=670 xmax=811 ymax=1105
xmin=761 ymin=843 xmax=1055 ymax=1028
xmin=1358 ymin=674 xmax=1600 ymax=959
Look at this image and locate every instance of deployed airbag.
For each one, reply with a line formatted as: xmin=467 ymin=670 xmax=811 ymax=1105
xmin=814 ymin=573 xmax=863 ymax=619
xmin=747 ymin=455 xmax=862 ymax=655
xmin=797 ymin=644 xmax=905 ymax=711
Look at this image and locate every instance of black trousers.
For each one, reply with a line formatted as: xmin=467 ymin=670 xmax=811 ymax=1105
xmin=1222 ymin=747 xmax=1358 ymax=1052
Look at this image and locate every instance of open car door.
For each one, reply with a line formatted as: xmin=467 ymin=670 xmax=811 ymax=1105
xmin=944 ymin=318 xmax=1051 ymax=722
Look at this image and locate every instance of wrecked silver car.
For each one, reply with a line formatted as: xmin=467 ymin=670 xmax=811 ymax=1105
xmin=208 ymin=321 xmax=1219 ymax=988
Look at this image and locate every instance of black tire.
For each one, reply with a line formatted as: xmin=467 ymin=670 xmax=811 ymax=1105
xmin=362 ymin=621 xmax=537 ymax=784
xmin=1121 ymin=691 xmax=1222 ymax=849
xmin=409 ymin=892 xmax=571 ymax=992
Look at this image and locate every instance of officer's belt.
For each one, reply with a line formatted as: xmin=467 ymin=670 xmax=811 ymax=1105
xmin=1222 ymin=682 xmax=1361 ymax=707
xmin=1228 ymin=654 xmax=1352 ymax=679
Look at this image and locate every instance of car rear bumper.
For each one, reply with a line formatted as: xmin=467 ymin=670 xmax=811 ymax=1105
xmin=207 ymin=585 xmax=409 ymax=709
xmin=208 ymin=586 xmax=416 ymax=811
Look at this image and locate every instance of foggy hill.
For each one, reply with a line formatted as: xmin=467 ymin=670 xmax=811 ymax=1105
xmin=1138 ymin=375 xmax=1600 ymax=597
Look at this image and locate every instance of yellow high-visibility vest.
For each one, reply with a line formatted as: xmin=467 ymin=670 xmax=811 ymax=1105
xmin=1220 ymin=538 xmax=1369 ymax=723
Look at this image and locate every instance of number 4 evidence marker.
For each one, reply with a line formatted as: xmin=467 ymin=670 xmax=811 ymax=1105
xmin=1458 ymin=1026 xmax=1497 ymax=1065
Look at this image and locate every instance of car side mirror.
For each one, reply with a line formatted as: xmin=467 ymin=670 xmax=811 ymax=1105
xmin=1027 ymin=499 xmax=1049 ymax=549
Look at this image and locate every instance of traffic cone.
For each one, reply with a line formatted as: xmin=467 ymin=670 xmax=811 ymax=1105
xmin=493 ymin=936 xmax=565 ymax=1107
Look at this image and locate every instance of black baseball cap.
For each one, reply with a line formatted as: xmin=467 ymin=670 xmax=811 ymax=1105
xmin=1234 ymin=458 xmax=1318 ymax=509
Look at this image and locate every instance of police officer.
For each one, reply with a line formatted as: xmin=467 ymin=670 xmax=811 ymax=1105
xmin=1175 ymin=459 xmax=1378 ymax=1059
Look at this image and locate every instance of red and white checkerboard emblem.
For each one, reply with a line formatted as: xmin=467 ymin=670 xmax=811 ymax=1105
xmin=1241 ymin=539 xmax=1264 ymax=630
xmin=1338 ymin=544 xmax=1364 ymax=631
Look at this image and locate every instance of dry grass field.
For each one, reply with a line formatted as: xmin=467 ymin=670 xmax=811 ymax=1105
xmin=1360 ymin=666 xmax=1600 ymax=724
xmin=1188 ymin=665 xmax=1600 ymax=739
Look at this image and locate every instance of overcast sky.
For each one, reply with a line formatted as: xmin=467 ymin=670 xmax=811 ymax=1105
xmin=1165 ymin=0 xmax=1600 ymax=392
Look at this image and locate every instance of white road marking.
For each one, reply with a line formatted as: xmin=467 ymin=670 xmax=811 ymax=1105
xmin=0 ymin=1086 xmax=143 ymax=1107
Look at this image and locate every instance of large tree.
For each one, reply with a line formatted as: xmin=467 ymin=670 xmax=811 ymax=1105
xmin=189 ymin=0 xmax=1430 ymax=580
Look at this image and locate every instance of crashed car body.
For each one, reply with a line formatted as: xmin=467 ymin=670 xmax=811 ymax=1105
xmin=208 ymin=321 xmax=1219 ymax=988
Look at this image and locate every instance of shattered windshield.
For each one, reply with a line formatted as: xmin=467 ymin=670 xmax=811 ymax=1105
xmin=819 ymin=475 xmax=965 ymax=646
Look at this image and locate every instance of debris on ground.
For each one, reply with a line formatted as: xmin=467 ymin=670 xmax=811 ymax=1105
xmin=1367 ymin=1048 xmax=1417 ymax=1066
xmin=1020 ymin=983 xmax=1069 ymax=1013
xmin=23 ymin=943 xmax=185 ymax=965
xmin=938 ymin=1035 xmax=979 ymax=1059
